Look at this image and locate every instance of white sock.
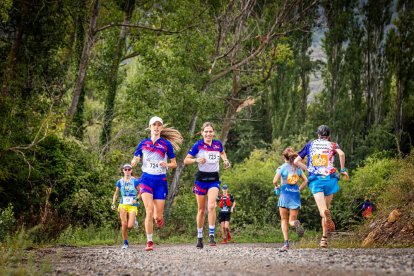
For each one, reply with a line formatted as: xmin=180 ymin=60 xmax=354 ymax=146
xmin=147 ymin=234 xmax=153 ymax=242
xmin=197 ymin=227 xmax=203 ymax=238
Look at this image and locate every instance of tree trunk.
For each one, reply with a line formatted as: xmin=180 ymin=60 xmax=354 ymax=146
xmin=220 ymin=69 xmax=242 ymax=147
xmin=1 ymin=16 xmax=24 ymax=98
xmin=100 ymin=0 xmax=135 ymax=152
xmin=165 ymin=111 xmax=198 ymax=221
xmin=64 ymin=0 xmax=100 ymax=136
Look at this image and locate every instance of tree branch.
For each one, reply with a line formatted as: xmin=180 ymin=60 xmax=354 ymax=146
xmin=94 ymin=22 xmax=198 ymax=35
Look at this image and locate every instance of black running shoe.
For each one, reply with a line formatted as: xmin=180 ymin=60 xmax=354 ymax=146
xmin=196 ymin=237 xmax=203 ymax=249
xmin=208 ymin=235 xmax=216 ymax=246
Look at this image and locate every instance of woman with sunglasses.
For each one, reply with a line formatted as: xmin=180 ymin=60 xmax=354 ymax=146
xmin=111 ymin=163 xmax=139 ymax=250
xmin=184 ymin=122 xmax=231 ymax=248
xmin=131 ymin=116 xmax=183 ymax=251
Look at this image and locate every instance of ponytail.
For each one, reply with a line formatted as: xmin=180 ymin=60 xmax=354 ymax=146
xmin=282 ymin=147 xmax=298 ymax=166
xmin=160 ymin=126 xmax=183 ymax=151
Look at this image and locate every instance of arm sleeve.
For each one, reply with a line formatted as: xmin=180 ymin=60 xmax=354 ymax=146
xmin=134 ymin=141 xmax=144 ymax=157
xmin=298 ymin=142 xmax=310 ymax=159
xmin=187 ymin=142 xmax=199 ymax=157
xmin=166 ymin=141 xmax=175 ymax=159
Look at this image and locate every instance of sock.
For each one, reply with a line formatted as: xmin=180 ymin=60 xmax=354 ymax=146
xmin=147 ymin=234 xmax=153 ymax=242
xmin=124 ymin=240 xmax=128 ymax=245
xmin=197 ymin=227 xmax=203 ymax=238
xmin=209 ymin=225 xmax=215 ymax=236
xmin=284 ymin=240 xmax=289 ymax=246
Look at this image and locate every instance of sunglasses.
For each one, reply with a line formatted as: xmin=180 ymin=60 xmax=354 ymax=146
xmin=123 ymin=168 xmax=132 ymax=171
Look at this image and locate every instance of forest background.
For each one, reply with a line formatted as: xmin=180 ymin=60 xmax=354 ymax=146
xmin=0 ymin=0 xmax=413 ymax=246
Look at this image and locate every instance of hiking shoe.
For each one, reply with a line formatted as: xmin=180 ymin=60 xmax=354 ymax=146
xmin=279 ymin=244 xmax=289 ymax=252
xmin=324 ymin=209 xmax=336 ymax=233
xmin=294 ymin=220 xmax=305 ymax=237
xmin=320 ymin=237 xmax=328 ymax=248
xmin=221 ymin=239 xmax=227 ymax=244
xmin=227 ymin=232 xmax=232 ymax=241
xmin=155 ymin=218 xmax=164 ymax=228
xmin=208 ymin=235 xmax=216 ymax=246
xmin=145 ymin=241 xmax=154 ymax=251
xmin=121 ymin=243 xmax=128 ymax=250
xmin=196 ymin=238 xmax=203 ymax=249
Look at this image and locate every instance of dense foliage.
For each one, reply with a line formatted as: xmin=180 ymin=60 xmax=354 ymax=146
xmin=0 ymin=0 xmax=413 ymax=242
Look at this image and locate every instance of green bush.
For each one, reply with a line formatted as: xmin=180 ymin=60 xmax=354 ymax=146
xmin=0 ymin=204 xmax=15 ymax=242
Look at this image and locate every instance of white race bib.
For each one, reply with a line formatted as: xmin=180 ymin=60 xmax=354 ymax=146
xmin=144 ymin=157 xmax=164 ymax=174
xmin=205 ymin=152 xmax=220 ymax=164
xmin=123 ymin=196 xmax=134 ymax=205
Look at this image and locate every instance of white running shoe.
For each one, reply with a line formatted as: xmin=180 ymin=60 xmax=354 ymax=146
xmin=122 ymin=244 xmax=128 ymax=250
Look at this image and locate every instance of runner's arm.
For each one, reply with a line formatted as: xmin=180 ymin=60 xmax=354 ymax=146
xmin=221 ymin=151 xmax=231 ymax=169
xmin=160 ymin=157 xmax=177 ymax=169
xmin=293 ymin=156 xmax=307 ymax=171
xmin=111 ymin=187 xmax=120 ymax=210
xmin=273 ymin=172 xmax=281 ymax=187
xmin=299 ymin=173 xmax=308 ymax=191
xmin=336 ymin=149 xmax=349 ymax=180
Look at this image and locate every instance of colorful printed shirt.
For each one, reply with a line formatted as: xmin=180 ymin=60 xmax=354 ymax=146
xmin=298 ymin=138 xmax=340 ymax=176
xmin=276 ymin=163 xmax=303 ymax=185
xmin=134 ymin=138 xmax=175 ymax=175
xmin=116 ymin=177 xmax=139 ymax=206
xmin=188 ymin=139 xmax=223 ymax=172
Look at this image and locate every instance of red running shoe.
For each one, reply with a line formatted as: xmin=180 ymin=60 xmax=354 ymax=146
xmin=155 ymin=218 xmax=164 ymax=228
xmin=145 ymin=241 xmax=154 ymax=251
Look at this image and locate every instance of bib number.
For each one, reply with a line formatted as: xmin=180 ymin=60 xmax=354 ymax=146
xmin=145 ymin=157 xmax=164 ymax=173
xmin=287 ymin=173 xmax=299 ymax=185
xmin=206 ymin=152 xmax=220 ymax=164
xmin=312 ymin=154 xmax=329 ymax=166
xmin=123 ymin=196 xmax=134 ymax=205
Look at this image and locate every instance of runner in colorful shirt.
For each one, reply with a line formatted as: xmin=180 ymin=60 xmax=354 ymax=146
xmin=217 ymin=184 xmax=236 ymax=244
xmin=273 ymin=147 xmax=308 ymax=251
xmin=184 ymin=122 xmax=231 ymax=248
xmin=111 ymin=163 xmax=140 ymax=250
xmin=131 ymin=116 xmax=183 ymax=251
xmin=294 ymin=125 xmax=349 ymax=248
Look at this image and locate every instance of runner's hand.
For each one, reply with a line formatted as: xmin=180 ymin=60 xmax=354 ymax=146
xmin=196 ymin=157 xmax=206 ymax=164
xmin=341 ymin=171 xmax=350 ymax=181
xmin=111 ymin=204 xmax=115 ymax=211
xmin=224 ymin=160 xmax=231 ymax=169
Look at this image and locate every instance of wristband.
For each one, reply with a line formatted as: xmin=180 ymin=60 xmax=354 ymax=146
xmin=340 ymin=168 xmax=347 ymax=173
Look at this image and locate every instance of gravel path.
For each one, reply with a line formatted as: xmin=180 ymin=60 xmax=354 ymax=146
xmin=37 ymin=243 xmax=414 ymax=275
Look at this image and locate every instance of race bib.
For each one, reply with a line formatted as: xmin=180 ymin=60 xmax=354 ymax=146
xmin=205 ymin=152 xmax=220 ymax=164
xmin=123 ymin=196 xmax=134 ymax=205
xmin=144 ymin=157 xmax=164 ymax=173
xmin=312 ymin=154 xmax=329 ymax=166
xmin=287 ymin=173 xmax=299 ymax=185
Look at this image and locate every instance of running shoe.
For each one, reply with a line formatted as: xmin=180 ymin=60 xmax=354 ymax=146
xmin=279 ymin=244 xmax=289 ymax=252
xmin=294 ymin=220 xmax=305 ymax=237
xmin=221 ymin=239 xmax=227 ymax=244
xmin=227 ymin=232 xmax=232 ymax=241
xmin=324 ymin=209 xmax=336 ymax=233
xmin=196 ymin=237 xmax=203 ymax=249
xmin=155 ymin=218 xmax=164 ymax=228
xmin=320 ymin=237 xmax=328 ymax=248
xmin=121 ymin=243 xmax=128 ymax=250
xmin=145 ymin=241 xmax=154 ymax=251
xmin=208 ymin=235 xmax=216 ymax=246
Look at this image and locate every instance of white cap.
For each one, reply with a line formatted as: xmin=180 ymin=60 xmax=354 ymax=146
xmin=149 ymin=116 xmax=163 ymax=125
xmin=123 ymin=163 xmax=132 ymax=169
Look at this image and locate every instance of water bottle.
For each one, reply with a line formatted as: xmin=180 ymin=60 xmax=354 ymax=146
xmin=275 ymin=187 xmax=281 ymax=196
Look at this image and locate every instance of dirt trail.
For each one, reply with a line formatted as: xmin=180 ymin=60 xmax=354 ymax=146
xmin=36 ymin=243 xmax=414 ymax=275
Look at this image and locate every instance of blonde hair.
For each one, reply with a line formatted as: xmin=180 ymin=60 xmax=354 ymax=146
xmin=196 ymin=122 xmax=215 ymax=135
xmin=283 ymin=147 xmax=298 ymax=165
xmin=160 ymin=125 xmax=183 ymax=151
